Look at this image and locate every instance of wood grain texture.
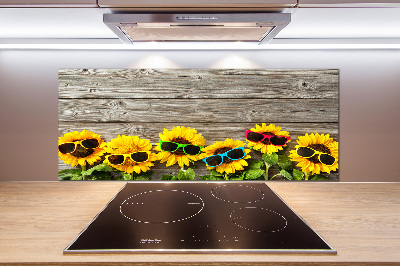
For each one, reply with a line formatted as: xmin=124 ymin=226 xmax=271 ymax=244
xmin=59 ymin=69 xmax=339 ymax=99
xmin=58 ymin=69 xmax=339 ymax=180
xmin=58 ymin=99 xmax=338 ymax=123
xmin=0 ymin=182 xmax=399 ymax=265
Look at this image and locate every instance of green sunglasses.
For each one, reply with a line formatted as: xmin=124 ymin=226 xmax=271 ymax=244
xmin=159 ymin=140 xmax=203 ymax=156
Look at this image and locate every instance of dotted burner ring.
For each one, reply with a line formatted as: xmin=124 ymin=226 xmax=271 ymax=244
xmin=211 ymin=185 xmax=265 ymax=204
xmin=230 ymin=207 xmax=288 ymax=233
xmin=120 ymin=190 xmax=204 ymax=224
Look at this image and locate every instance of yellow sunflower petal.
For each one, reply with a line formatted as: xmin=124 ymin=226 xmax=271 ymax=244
xmin=133 ymin=165 xmax=141 ymax=174
xmin=177 ymin=156 xmax=184 ymax=168
xmin=182 ymin=156 xmax=190 ymax=166
xmin=166 ymin=155 xmax=177 ymax=166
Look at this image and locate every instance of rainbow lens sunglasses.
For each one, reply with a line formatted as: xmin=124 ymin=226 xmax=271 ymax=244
xmin=296 ymin=147 xmax=337 ymax=166
xmin=202 ymin=147 xmax=246 ymax=167
xmin=246 ymin=130 xmax=291 ymax=146
xmin=106 ymin=151 xmax=150 ymax=165
xmin=159 ymin=140 xmax=203 ymax=156
xmin=58 ymin=139 xmax=99 ymax=154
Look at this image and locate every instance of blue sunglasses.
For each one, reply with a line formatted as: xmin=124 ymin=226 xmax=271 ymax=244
xmin=202 ymin=147 xmax=245 ymax=167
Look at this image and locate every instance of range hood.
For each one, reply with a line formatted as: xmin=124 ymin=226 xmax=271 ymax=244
xmin=103 ymin=13 xmax=291 ymax=45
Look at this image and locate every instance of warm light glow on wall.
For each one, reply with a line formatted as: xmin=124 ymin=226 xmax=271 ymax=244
xmin=209 ymin=55 xmax=262 ymax=68
xmin=131 ymin=55 xmax=181 ymax=68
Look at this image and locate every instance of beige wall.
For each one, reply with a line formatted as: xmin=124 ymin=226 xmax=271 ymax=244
xmin=0 ymin=49 xmax=399 ymax=182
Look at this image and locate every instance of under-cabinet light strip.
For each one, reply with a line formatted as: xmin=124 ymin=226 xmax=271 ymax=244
xmin=0 ymin=38 xmax=399 ymax=50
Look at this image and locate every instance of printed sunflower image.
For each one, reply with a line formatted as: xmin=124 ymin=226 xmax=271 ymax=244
xmin=201 ymin=139 xmax=251 ymax=176
xmin=289 ymin=133 xmax=338 ymax=177
xmin=104 ymin=135 xmax=157 ymax=175
xmin=155 ymin=126 xmax=205 ymax=168
xmin=58 ymin=129 xmax=106 ymax=170
xmin=246 ymin=123 xmax=291 ymax=154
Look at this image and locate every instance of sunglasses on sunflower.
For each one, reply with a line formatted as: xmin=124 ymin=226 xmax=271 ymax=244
xmin=106 ymin=151 xmax=150 ymax=165
xmin=296 ymin=147 xmax=337 ymax=166
xmin=202 ymin=147 xmax=246 ymax=167
xmin=159 ymin=140 xmax=203 ymax=156
xmin=246 ymin=130 xmax=291 ymax=146
xmin=58 ymin=138 xmax=100 ymax=154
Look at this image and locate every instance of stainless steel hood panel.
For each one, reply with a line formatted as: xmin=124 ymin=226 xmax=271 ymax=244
xmin=98 ymin=0 xmax=297 ymax=8
xmin=104 ymin=13 xmax=291 ymax=44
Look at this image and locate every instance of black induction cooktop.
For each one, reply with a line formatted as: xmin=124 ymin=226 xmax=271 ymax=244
xmin=64 ymin=182 xmax=336 ymax=254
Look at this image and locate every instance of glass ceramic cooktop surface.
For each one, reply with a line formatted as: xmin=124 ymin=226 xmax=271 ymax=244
xmin=64 ymin=182 xmax=336 ymax=254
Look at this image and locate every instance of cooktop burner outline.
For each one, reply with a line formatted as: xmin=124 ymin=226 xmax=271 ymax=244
xmin=64 ymin=182 xmax=336 ymax=254
xmin=230 ymin=206 xmax=288 ymax=233
xmin=211 ymin=184 xmax=265 ymax=203
xmin=120 ymin=189 xmax=205 ymax=224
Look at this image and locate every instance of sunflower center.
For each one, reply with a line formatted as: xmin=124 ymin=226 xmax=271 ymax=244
xmin=307 ymin=144 xmax=331 ymax=164
xmin=214 ymin=147 xmax=233 ymax=164
xmin=71 ymin=144 xmax=95 ymax=158
xmin=170 ymin=137 xmax=191 ymax=155
xmin=259 ymin=131 xmax=275 ymax=145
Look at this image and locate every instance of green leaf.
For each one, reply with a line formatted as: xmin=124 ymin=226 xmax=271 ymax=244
xmin=245 ymin=169 xmax=265 ymax=180
xmin=178 ymin=168 xmax=195 ymax=180
xmin=121 ymin=172 xmax=133 ymax=180
xmin=134 ymin=171 xmax=153 ymax=181
xmin=161 ymin=175 xmax=176 ymax=180
xmin=177 ymin=169 xmax=185 ymax=180
xmin=238 ymin=170 xmax=247 ymax=180
xmin=293 ymin=169 xmax=304 ymax=180
xmin=58 ymin=169 xmax=82 ymax=180
xmin=199 ymin=175 xmax=224 ymax=181
xmin=186 ymin=168 xmax=196 ymax=180
xmin=81 ymin=163 xmax=114 ymax=176
xmin=70 ymin=175 xmax=83 ymax=181
xmin=230 ymin=176 xmax=244 ymax=180
xmin=246 ymin=160 xmax=264 ymax=170
xmin=90 ymin=171 xmax=112 ymax=180
xmin=262 ymin=153 xmax=278 ymax=166
xmin=279 ymin=169 xmax=293 ymax=180
xmin=208 ymin=169 xmax=223 ymax=176
xmin=277 ymin=155 xmax=293 ymax=171
xmin=310 ymin=174 xmax=329 ymax=180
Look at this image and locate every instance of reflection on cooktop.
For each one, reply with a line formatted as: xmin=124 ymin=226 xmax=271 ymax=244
xmin=64 ymin=182 xmax=336 ymax=254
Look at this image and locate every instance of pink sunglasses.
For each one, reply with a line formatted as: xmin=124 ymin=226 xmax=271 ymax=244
xmin=246 ymin=130 xmax=291 ymax=146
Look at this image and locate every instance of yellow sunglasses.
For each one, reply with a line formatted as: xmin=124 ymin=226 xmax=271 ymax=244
xmin=106 ymin=151 xmax=150 ymax=165
xmin=296 ymin=146 xmax=337 ymax=166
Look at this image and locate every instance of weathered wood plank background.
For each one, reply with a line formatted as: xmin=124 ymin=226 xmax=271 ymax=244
xmin=58 ymin=69 xmax=339 ymax=180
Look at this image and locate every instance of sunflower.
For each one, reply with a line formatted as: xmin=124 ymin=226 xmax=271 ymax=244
xmin=154 ymin=126 xmax=205 ymax=168
xmin=58 ymin=130 xmax=106 ymax=168
xmin=289 ymin=133 xmax=338 ymax=175
xmin=104 ymin=135 xmax=157 ymax=174
xmin=201 ymin=139 xmax=251 ymax=174
xmin=246 ymin=123 xmax=291 ymax=154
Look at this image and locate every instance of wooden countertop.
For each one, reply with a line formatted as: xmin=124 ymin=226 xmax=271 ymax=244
xmin=0 ymin=182 xmax=399 ymax=265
